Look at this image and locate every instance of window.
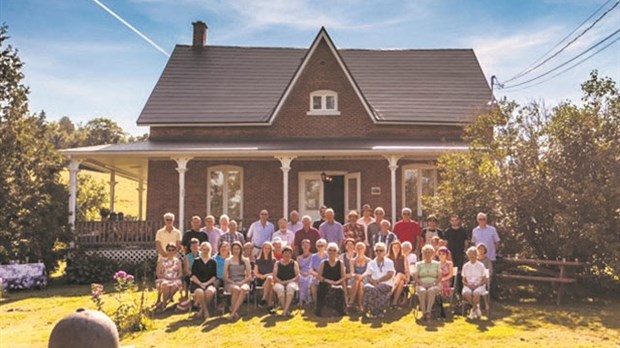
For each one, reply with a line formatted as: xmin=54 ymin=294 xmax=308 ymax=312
xmin=307 ymin=90 xmax=340 ymax=115
xmin=402 ymin=165 xmax=437 ymax=217
xmin=207 ymin=166 xmax=243 ymax=222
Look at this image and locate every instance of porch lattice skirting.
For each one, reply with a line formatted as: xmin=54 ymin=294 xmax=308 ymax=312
xmin=69 ymin=249 xmax=157 ymax=264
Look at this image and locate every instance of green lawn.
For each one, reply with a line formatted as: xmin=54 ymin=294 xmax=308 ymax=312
xmin=1 ymin=283 xmax=618 ymax=347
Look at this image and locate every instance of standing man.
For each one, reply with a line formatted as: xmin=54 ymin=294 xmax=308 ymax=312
xmin=181 ymin=215 xmax=208 ymax=254
xmin=155 ymin=212 xmax=182 ymax=258
xmin=472 ymin=213 xmax=500 ymax=263
xmin=313 ymin=205 xmax=327 ymax=230
xmin=393 ymin=208 xmax=423 ymax=255
xmin=372 ymin=220 xmax=398 ymax=249
xmin=247 ymin=209 xmax=275 ymax=257
xmin=443 ymin=214 xmax=469 ymax=294
xmin=422 ymin=215 xmax=443 ymax=244
xmin=293 ymin=215 xmax=320 ymax=256
xmin=219 ymin=219 xmax=245 ymax=246
xmin=274 ymin=218 xmax=295 ymax=247
xmin=287 ymin=210 xmax=303 ymax=235
xmin=200 ymin=215 xmax=222 ymax=256
xmin=319 ymin=208 xmax=344 ymax=247
xmin=366 ymin=207 xmax=385 ymax=256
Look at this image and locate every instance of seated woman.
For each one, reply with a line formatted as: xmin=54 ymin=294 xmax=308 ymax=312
xmin=388 ymin=240 xmax=410 ymax=307
xmin=273 ymin=238 xmax=284 ymax=261
xmin=316 ymin=243 xmax=347 ymax=317
xmin=183 ymin=238 xmax=200 ymax=298
xmin=402 ymin=241 xmax=417 ymax=280
xmin=155 ymin=242 xmax=183 ymax=311
xmin=437 ymin=246 xmax=454 ymax=299
xmin=363 ymin=242 xmax=395 ymax=318
xmin=341 ymin=238 xmax=356 ymax=302
xmin=297 ymin=239 xmax=314 ymax=306
xmin=254 ymin=242 xmax=276 ymax=311
xmin=415 ymin=244 xmax=441 ymax=321
xmin=310 ymin=239 xmax=328 ymax=304
xmin=214 ymin=241 xmax=231 ymax=286
xmin=273 ymin=246 xmax=300 ymax=316
xmin=462 ymin=246 xmax=487 ymax=319
xmin=243 ymin=242 xmax=256 ymax=270
xmin=190 ymin=242 xmax=218 ymax=320
xmin=223 ymin=241 xmax=252 ymax=321
xmin=348 ymin=242 xmax=370 ymax=311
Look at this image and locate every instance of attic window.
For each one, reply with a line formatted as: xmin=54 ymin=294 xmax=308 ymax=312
xmin=307 ymin=90 xmax=340 ymax=116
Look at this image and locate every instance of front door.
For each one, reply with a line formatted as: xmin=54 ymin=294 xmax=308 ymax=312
xmin=298 ymin=171 xmax=358 ymax=223
xmin=323 ymin=175 xmax=344 ymax=224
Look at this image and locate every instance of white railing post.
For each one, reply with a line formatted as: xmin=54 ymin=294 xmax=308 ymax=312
xmin=384 ymin=155 xmax=402 ymax=225
xmin=68 ymin=158 xmax=82 ymax=229
xmin=276 ymin=156 xmax=296 ymax=218
xmin=173 ymin=157 xmax=192 ymax=231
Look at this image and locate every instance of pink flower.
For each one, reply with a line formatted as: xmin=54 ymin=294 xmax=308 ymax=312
xmin=126 ymin=274 xmax=134 ymax=282
xmin=114 ymin=271 xmax=127 ymax=280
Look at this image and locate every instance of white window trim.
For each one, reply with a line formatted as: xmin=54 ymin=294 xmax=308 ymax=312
xmin=206 ymin=165 xmax=244 ymax=223
xmin=400 ymin=164 xmax=437 ymax=217
xmin=307 ymin=90 xmax=340 ymax=116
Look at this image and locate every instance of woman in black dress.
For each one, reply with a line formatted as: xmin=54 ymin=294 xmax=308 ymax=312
xmin=190 ymin=242 xmax=218 ymax=320
xmin=316 ymin=242 xmax=347 ymax=317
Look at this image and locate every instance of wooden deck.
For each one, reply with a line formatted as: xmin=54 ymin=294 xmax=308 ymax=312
xmin=74 ymin=221 xmax=159 ymax=248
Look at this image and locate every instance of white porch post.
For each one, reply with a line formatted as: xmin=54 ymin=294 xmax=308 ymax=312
xmin=109 ymin=170 xmax=117 ymax=212
xmin=276 ymin=156 xmax=296 ymax=218
xmin=137 ymin=180 xmax=145 ymax=221
xmin=384 ymin=155 xmax=402 ymax=224
xmin=68 ymin=158 xmax=82 ymax=228
xmin=173 ymin=157 xmax=192 ymax=231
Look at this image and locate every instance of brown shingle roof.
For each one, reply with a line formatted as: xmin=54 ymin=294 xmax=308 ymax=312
xmin=137 ymin=43 xmax=491 ymax=126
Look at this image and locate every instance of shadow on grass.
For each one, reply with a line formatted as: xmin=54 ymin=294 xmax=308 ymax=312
xmin=0 ymin=282 xmax=92 ymax=305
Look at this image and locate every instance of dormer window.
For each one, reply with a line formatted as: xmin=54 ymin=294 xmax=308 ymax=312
xmin=307 ymin=90 xmax=340 ymax=116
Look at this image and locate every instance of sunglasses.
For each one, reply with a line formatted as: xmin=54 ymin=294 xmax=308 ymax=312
xmin=375 ymin=249 xmax=385 ymax=253
xmin=317 ymin=245 xmax=326 ymax=248
xmin=165 ymin=219 xmax=173 ymax=222
xmin=166 ymin=248 xmax=176 ymax=252
xmin=403 ymin=212 xmax=411 ymax=215
xmin=328 ymin=249 xmax=338 ymax=252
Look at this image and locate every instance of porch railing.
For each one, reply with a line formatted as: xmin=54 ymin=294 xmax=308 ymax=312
xmin=74 ymin=221 xmax=159 ymax=248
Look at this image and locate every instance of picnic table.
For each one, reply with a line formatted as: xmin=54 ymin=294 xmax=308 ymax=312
xmin=495 ymin=257 xmax=586 ymax=306
xmin=0 ymin=262 xmax=48 ymax=291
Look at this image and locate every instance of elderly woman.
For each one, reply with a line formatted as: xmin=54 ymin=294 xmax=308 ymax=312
xmin=363 ymin=242 xmax=395 ymax=318
xmin=463 ymin=246 xmax=487 ymax=319
xmin=310 ymin=239 xmax=328 ymax=303
xmin=343 ymin=211 xmax=365 ymax=244
xmin=388 ymin=240 xmax=410 ymax=307
xmin=437 ymin=246 xmax=454 ymax=298
xmin=273 ymin=246 xmax=300 ymax=316
xmin=190 ymin=242 xmax=218 ymax=320
xmin=219 ymin=214 xmax=230 ymax=233
xmin=155 ymin=242 xmax=183 ymax=311
xmin=273 ymin=238 xmax=284 ymax=261
xmin=316 ymin=243 xmax=347 ymax=317
xmin=224 ymin=241 xmax=252 ymax=321
xmin=402 ymin=241 xmax=417 ymax=279
xmin=297 ymin=239 xmax=314 ymax=306
xmin=349 ymin=242 xmax=371 ymax=310
xmin=415 ymin=244 xmax=441 ymax=320
xmin=254 ymin=242 xmax=276 ymax=311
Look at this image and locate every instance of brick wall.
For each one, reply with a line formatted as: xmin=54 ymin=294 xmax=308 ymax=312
xmin=149 ymin=38 xmax=465 ymax=142
xmin=146 ymin=157 xmax=431 ymax=228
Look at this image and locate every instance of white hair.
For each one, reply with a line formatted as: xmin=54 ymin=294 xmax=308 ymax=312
xmin=219 ymin=214 xmax=230 ymax=223
xmin=402 ymin=207 xmax=412 ymax=214
xmin=374 ymin=242 xmax=387 ymax=251
xmin=477 ymin=212 xmax=487 ymax=220
xmin=381 ymin=220 xmax=391 ymax=227
xmin=327 ymin=242 xmax=339 ymax=252
xmin=163 ymin=212 xmax=175 ymax=220
xmin=401 ymin=241 xmax=413 ymax=249
xmin=467 ymin=246 xmax=478 ymax=255
xmin=302 ymin=215 xmax=313 ymax=223
xmin=325 ymin=208 xmax=335 ymax=215
xmin=422 ymin=244 xmax=435 ymax=254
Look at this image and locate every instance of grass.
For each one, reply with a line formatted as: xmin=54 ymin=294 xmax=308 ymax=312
xmin=1 ymin=282 xmax=618 ymax=348
xmin=60 ymin=169 xmax=143 ymax=219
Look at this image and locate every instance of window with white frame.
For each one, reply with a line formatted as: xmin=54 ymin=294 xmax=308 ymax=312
xmin=207 ymin=166 xmax=243 ymax=222
xmin=307 ymin=90 xmax=340 ymax=115
xmin=402 ymin=165 xmax=437 ymax=217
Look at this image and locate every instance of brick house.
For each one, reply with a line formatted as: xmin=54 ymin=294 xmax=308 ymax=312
xmin=63 ymin=21 xmax=491 ymax=243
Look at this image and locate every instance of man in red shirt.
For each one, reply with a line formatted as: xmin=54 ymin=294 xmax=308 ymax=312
xmin=393 ymin=208 xmax=423 ymax=254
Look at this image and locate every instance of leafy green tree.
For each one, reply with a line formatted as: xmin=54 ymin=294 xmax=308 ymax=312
xmin=429 ymin=71 xmax=619 ymax=287
xmin=76 ymin=173 xmax=108 ymax=221
xmin=76 ymin=117 xmax=128 ymax=146
xmin=0 ymin=25 xmax=70 ymax=268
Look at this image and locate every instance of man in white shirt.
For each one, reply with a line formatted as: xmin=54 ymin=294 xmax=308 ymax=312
xmin=273 ymin=218 xmax=295 ymax=247
xmin=287 ymin=210 xmax=303 ymax=235
xmin=155 ymin=212 xmax=182 ymax=258
xmin=462 ymin=246 xmax=488 ymax=319
xmin=247 ymin=209 xmax=275 ymax=257
xmin=471 ymin=212 xmax=500 ymax=261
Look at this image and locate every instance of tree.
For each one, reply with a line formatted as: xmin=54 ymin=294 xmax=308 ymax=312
xmin=429 ymin=71 xmax=619 ymax=288
xmin=76 ymin=174 xmax=108 ymax=221
xmin=0 ymin=25 xmax=70 ymax=268
xmin=76 ymin=117 xmax=128 ymax=146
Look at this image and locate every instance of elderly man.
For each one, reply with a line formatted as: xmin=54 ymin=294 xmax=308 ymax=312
xmin=372 ymin=220 xmax=398 ymax=249
xmin=319 ymin=208 xmax=344 ymax=247
xmin=273 ymin=218 xmax=295 ymax=247
xmin=155 ymin=212 xmax=182 ymax=258
xmin=472 ymin=212 xmax=500 ymax=262
xmin=247 ymin=209 xmax=275 ymax=257
xmin=343 ymin=210 xmax=365 ymax=244
xmin=287 ymin=210 xmax=303 ymax=235
xmin=181 ymin=215 xmax=208 ymax=255
xmin=365 ymin=207 xmax=385 ymax=256
xmin=200 ymin=215 xmax=222 ymax=256
xmin=293 ymin=215 xmax=320 ymax=256
xmin=219 ymin=220 xmax=245 ymax=246
xmin=393 ymin=208 xmax=423 ymax=254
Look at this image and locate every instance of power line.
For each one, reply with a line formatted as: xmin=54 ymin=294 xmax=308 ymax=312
xmin=501 ymin=28 xmax=620 ymax=89
xmin=503 ymin=0 xmax=619 ymax=84
xmin=502 ymin=37 xmax=620 ymax=93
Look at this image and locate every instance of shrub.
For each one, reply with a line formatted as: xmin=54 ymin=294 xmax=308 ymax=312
xmin=65 ymin=252 xmax=118 ymax=284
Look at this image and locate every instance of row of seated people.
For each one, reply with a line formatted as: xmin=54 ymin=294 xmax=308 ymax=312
xmin=155 ymin=238 xmax=492 ymax=321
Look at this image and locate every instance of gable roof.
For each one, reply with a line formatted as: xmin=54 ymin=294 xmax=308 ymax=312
xmin=136 ymin=28 xmax=491 ymax=126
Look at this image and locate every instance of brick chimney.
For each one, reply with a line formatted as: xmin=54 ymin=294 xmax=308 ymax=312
xmin=192 ymin=21 xmax=207 ymax=48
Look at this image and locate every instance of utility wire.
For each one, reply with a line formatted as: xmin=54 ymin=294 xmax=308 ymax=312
xmin=502 ymin=37 xmax=620 ymax=93
xmin=502 ymin=28 xmax=620 ymax=89
xmin=503 ymin=0 xmax=619 ymax=84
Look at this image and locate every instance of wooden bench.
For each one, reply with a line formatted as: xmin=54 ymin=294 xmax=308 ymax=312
xmin=496 ymin=257 xmax=586 ymax=305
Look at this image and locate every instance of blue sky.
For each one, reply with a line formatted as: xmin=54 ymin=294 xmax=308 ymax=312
xmin=2 ymin=0 xmax=619 ymax=135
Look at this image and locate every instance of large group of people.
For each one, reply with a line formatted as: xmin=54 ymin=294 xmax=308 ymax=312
xmin=153 ymin=207 xmax=500 ymax=321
